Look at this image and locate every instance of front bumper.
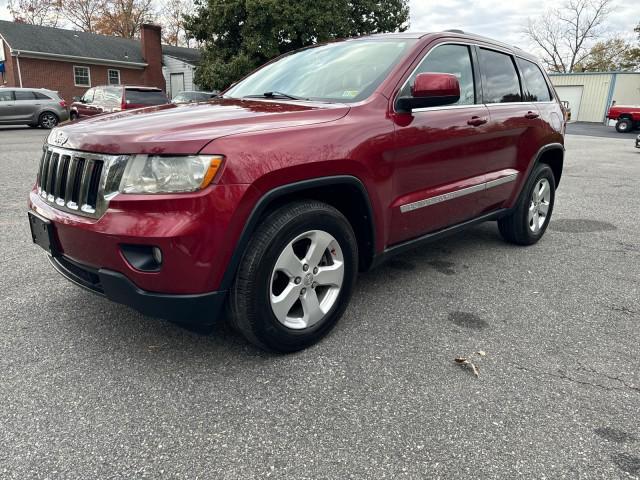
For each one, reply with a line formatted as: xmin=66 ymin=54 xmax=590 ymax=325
xmin=50 ymin=255 xmax=227 ymax=324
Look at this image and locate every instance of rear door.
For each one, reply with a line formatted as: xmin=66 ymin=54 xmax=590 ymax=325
xmin=12 ymin=90 xmax=39 ymax=122
xmin=476 ymin=47 xmax=538 ymax=212
xmin=389 ymin=43 xmax=492 ymax=244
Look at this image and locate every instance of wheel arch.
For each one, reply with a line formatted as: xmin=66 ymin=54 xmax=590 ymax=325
xmin=535 ymin=143 xmax=564 ymax=188
xmin=219 ymin=175 xmax=377 ymax=291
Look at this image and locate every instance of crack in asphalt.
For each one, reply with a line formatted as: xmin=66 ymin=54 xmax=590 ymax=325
xmin=512 ymin=362 xmax=640 ymax=394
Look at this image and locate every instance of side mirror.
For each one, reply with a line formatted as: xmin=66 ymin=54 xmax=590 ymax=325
xmin=397 ymin=73 xmax=461 ymax=113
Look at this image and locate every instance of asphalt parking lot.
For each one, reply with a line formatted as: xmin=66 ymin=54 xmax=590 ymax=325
xmin=1 ymin=124 xmax=639 ymax=479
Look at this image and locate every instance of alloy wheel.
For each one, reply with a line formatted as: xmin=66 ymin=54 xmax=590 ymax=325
xmin=40 ymin=113 xmax=58 ymax=129
xmin=269 ymin=230 xmax=344 ymax=330
xmin=528 ymin=178 xmax=551 ymax=233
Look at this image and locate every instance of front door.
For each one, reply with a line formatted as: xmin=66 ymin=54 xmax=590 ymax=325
xmin=170 ymin=73 xmax=185 ymax=99
xmin=0 ymin=89 xmax=16 ymax=123
xmin=389 ymin=43 xmax=493 ymax=245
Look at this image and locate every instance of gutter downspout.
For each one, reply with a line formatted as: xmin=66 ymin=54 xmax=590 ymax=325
xmin=15 ymin=51 xmax=23 ymax=87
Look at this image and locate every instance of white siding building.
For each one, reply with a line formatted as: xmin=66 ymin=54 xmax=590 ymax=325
xmin=550 ymin=72 xmax=640 ymax=123
xmin=161 ymin=45 xmax=201 ymax=99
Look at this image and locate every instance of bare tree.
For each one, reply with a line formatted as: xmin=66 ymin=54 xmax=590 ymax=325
xmin=159 ymin=0 xmax=193 ymax=46
xmin=94 ymin=0 xmax=155 ymax=38
xmin=60 ymin=0 xmax=104 ymax=32
xmin=525 ymin=0 xmax=613 ymax=73
xmin=8 ymin=0 xmax=62 ymax=27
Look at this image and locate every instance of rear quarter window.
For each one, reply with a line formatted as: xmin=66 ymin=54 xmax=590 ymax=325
xmin=516 ymin=58 xmax=552 ymax=102
xmin=34 ymin=92 xmax=53 ymax=100
xmin=125 ymin=89 xmax=168 ymax=105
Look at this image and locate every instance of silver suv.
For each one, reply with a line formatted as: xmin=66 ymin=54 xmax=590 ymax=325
xmin=0 ymin=87 xmax=69 ymax=129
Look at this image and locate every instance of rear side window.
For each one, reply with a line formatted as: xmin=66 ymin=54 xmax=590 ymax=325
xmin=479 ymin=49 xmax=522 ymax=103
xmin=0 ymin=90 xmax=14 ymax=102
xmin=125 ymin=89 xmax=168 ymax=105
xmin=516 ymin=58 xmax=551 ymax=102
xmin=15 ymin=91 xmax=36 ymax=100
xmin=400 ymin=44 xmax=476 ymax=105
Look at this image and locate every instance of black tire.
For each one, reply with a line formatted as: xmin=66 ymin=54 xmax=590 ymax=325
xmin=498 ymin=164 xmax=556 ymax=245
xmin=38 ymin=112 xmax=59 ymax=129
xmin=230 ymin=200 xmax=358 ymax=352
xmin=70 ymin=111 xmax=78 ymax=121
xmin=616 ymin=118 xmax=633 ymax=133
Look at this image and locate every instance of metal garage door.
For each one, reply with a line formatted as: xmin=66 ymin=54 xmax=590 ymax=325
xmin=554 ymin=86 xmax=583 ymax=123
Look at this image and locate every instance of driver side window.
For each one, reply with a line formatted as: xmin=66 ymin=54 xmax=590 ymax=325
xmin=400 ymin=44 xmax=476 ymax=105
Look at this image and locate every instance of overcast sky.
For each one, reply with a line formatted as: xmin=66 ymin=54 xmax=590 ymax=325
xmin=1 ymin=0 xmax=637 ymax=47
xmin=408 ymin=0 xmax=638 ymax=47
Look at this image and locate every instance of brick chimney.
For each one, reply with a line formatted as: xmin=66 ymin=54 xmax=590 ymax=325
xmin=140 ymin=23 xmax=165 ymax=91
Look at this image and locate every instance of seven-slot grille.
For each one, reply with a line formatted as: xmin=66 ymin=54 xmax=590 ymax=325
xmin=36 ymin=146 xmax=128 ymax=219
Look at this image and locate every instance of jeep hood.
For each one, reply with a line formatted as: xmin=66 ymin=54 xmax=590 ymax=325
xmin=50 ymin=99 xmax=350 ymax=154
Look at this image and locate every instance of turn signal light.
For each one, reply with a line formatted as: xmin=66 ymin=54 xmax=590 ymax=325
xmin=200 ymin=156 xmax=224 ymax=188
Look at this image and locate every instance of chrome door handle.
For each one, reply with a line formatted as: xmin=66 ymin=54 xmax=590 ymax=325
xmin=467 ymin=116 xmax=488 ymax=127
xmin=525 ymin=111 xmax=539 ymax=119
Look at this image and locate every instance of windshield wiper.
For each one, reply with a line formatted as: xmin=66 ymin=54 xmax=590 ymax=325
xmin=244 ymin=91 xmax=309 ymax=101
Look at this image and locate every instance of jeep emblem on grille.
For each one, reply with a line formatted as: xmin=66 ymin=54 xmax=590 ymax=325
xmin=51 ymin=130 xmax=68 ymax=146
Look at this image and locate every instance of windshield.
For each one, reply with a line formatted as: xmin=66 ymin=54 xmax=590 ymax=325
xmin=225 ymin=39 xmax=416 ymax=103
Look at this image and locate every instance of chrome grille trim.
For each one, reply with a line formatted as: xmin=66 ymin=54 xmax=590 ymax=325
xmin=36 ymin=146 xmax=129 ymax=219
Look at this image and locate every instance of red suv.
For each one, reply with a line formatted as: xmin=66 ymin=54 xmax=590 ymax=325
xmin=28 ymin=32 xmax=565 ymax=352
xmin=70 ymin=85 xmax=169 ymax=120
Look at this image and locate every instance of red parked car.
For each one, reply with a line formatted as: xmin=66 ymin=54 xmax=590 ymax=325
xmin=607 ymin=104 xmax=640 ymax=133
xmin=28 ymin=31 xmax=565 ymax=352
xmin=70 ymin=85 xmax=169 ymax=120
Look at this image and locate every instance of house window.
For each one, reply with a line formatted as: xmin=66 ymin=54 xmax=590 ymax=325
xmin=74 ymin=66 xmax=91 ymax=87
xmin=108 ymin=69 xmax=120 ymax=85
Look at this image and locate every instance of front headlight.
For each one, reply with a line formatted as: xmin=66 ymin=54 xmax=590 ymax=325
xmin=119 ymin=155 xmax=224 ymax=194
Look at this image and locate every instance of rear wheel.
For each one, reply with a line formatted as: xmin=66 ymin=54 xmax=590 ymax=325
xmin=616 ymin=118 xmax=633 ymax=133
xmin=38 ymin=112 xmax=58 ymax=129
xmin=498 ymin=164 xmax=555 ymax=245
xmin=230 ymin=200 xmax=358 ymax=352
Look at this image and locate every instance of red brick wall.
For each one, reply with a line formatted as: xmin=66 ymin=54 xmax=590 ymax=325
xmin=16 ymin=58 xmax=146 ymax=103
xmin=140 ymin=24 xmax=165 ymax=90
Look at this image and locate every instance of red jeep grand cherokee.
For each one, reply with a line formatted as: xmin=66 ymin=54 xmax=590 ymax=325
xmin=28 ymin=31 xmax=565 ymax=352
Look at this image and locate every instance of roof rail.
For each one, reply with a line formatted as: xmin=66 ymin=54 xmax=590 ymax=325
xmin=444 ymin=29 xmax=465 ymax=34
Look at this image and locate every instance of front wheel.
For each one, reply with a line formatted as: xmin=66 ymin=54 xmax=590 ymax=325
xmin=616 ymin=118 xmax=633 ymax=133
xmin=498 ymin=164 xmax=556 ymax=245
xmin=230 ymin=200 xmax=358 ymax=352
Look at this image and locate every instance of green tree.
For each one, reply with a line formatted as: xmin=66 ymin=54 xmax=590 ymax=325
xmin=576 ymin=37 xmax=640 ymax=72
xmin=185 ymin=0 xmax=410 ymax=90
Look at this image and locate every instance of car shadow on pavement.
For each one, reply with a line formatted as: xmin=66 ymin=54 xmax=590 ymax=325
xmin=54 ymin=221 xmax=512 ymax=363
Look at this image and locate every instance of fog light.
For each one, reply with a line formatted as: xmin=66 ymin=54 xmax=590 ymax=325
xmin=120 ymin=244 xmax=162 ymax=272
xmin=152 ymin=247 xmax=163 ymax=265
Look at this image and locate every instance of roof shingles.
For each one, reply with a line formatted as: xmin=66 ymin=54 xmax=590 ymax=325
xmin=0 ymin=20 xmax=200 ymax=65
